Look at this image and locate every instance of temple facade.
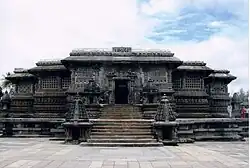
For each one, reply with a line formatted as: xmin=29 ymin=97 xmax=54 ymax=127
xmin=1 ymin=46 xmax=249 ymax=145
xmin=4 ymin=47 xmax=236 ymax=119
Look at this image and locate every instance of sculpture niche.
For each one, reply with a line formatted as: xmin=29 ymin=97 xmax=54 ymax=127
xmin=142 ymin=79 xmax=159 ymax=104
xmin=1 ymin=91 xmax=11 ymax=111
xmin=84 ymin=78 xmax=101 ymax=104
xmin=0 ymin=90 xmax=13 ymax=136
xmin=63 ymin=93 xmax=92 ymax=144
xmin=154 ymin=94 xmax=178 ymax=146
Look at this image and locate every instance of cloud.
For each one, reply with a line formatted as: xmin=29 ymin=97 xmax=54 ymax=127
xmin=139 ymin=0 xmax=249 ymax=94
xmin=0 ymin=0 xmax=248 ymax=94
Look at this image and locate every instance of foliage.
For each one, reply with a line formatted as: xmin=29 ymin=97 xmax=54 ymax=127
xmin=238 ymin=88 xmax=249 ymax=102
xmin=0 ymin=72 xmax=12 ymax=90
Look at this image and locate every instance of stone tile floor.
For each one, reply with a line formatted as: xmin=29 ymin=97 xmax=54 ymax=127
xmin=0 ymin=138 xmax=248 ymax=168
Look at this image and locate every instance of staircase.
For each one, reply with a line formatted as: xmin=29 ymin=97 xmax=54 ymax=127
xmin=82 ymin=105 xmax=162 ymax=147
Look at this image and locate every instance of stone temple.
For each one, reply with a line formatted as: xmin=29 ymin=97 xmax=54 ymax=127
xmin=0 ymin=47 xmax=248 ymax=146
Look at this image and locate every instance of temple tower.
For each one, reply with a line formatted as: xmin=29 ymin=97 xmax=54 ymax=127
xmin=5 ymin=68 xmax=36 ymax=118
xmin=204 ymin=70 xmax=236 ymax=118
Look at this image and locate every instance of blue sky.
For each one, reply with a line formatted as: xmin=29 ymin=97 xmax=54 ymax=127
xmin=141 ymin=0 xmax=248 ymax=42
xmin=0 ymin=0 xmax=249 ymax=94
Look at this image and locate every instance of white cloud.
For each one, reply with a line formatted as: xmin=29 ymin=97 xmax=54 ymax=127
xmin=0 ymin=0 xmax=152 ymax=68
xmin=208 ymin=21 xmax=227 ymax=28
xmin=140 ymin=0 xmax=248 ymax=18
xmin=0 ymin=0 xmax=248 ymax=94
xmin=140 ymin=0 xmax=185 ymax=15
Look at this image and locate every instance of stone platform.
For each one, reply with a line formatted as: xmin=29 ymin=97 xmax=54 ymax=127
xmin=0 ymin=138 xmax=248 ymax=168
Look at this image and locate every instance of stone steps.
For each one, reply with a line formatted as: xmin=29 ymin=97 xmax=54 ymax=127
xmin=81 ymin=142 xmax=163 ymax=147
xmin=99 ymin=116 xmax=142 ymax=119
xmin=91 ymin=129 xmax=152 ymax=133
xmin=92 ymin=122 xmax=151 ymax=126
xmin=84 ymin=105 xmax=161 ymax=147
xmin=195 ymin=135 xmax=244 ymax=141
xmin=102 ymin=112 xmax=141 ymax=116
xmin=100 ymin=114 xmax=142 ymax=117
xmin=93 ymin=125 xmax=152 ymax=129
xmin=90 ymin=119 xmax=154 ymax=122
xmin=91 ymin=131 xmax=153 ymax=136
xmin=90 ymin=135 xmax=154 ymax=139
xmin=100 ymin=113 xmax=142 ymax=119
xmin=88 ymin=138 xmax=157 ymax=143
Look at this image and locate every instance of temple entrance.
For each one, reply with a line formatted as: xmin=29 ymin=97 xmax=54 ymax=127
xmin=115 ymin=80 xmax=129 ymax=104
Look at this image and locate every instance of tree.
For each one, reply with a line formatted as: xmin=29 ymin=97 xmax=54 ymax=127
xmin=0 ymin=72 xmax=12 ymax=90
xmin=237 ymin=88 xmax=249 ymax=107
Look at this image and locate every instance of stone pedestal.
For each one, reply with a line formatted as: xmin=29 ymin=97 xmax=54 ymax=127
xmin=63 ymin=120 xmax=93 ymax=144
xmin=153 ymin=121 xmax=179 ymax=146
xmin=3 ymin=122 xmax=13 ymax=136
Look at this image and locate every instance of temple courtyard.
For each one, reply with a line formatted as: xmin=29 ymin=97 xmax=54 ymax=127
xmin=0 ymin=138 xmax=248 ymax=168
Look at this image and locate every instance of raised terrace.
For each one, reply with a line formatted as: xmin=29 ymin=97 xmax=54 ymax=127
xmin=0 ymin=47 xmax=248 ymax=146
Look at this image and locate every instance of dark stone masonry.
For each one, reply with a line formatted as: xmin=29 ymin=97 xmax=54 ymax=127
xmin=0 ymin=47 xmax=248 ymax=146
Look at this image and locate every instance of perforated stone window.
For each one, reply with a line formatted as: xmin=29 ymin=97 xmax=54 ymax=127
xmin=18 ymin=83 xmax=31 ymax=93
xmin=41 ymin=76 xmax=58 ymax=89
xmin=75 ymin=68 xmax=95 ymax=88
xmin=62 ymin=77 xmax=71 ymax=89
xmin=148 ymin=68 xmax=167 ymax=84
xmin=173 ymin=79 xmax=181 ymax=89
xmin=185 ymin=76 xmax=201 ymax=89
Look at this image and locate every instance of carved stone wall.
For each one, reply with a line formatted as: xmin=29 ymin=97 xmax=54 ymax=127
xmin=74 ymin=68 xmax=96 ymax=89
xmin=205 ymin=82 xmax=231 ymax=117
xmin=204 ymin=70 xmax=236 ymax=118
xmin=33 ymin=74 xmax=69 ymax=118
xmin=66 ymin=63 xmax=177 ymax=106
xmin=62 ymin=77 xmax=71 ymax=90
xmin=173 ymin=71 xmax=210 ymax=118
xmin=40 ymin=76 xmax=59 ymax=89
xmin=143 ymin=66 xmax=168 ymax=84
xmin=9 ymin=79 xmax=35 ymax=117
xmin=17 ymin=82 xmax=32 ymax=94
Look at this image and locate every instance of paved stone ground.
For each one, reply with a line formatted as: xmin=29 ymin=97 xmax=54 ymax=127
xmin=0 ymin=138 xmax=248 ymax=168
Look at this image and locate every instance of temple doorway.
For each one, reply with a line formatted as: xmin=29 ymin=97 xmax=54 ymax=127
xmin=115 ymin=80 xmax=129 ymax=104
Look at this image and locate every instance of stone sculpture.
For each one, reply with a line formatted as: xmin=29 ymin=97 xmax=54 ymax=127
xmin=154 ymin=94 xmax=178 ymax=145
xmin=0 ymin=87 xmax=3 ymax=98
xmin=155 ymin=94 xmax=176 ymax=122
xmin=1 ymin=91 xmax=11 ymax=111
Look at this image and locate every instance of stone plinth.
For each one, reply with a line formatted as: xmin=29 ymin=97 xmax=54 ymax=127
xmin=0 ymin=118 xmax=65 ymax=137
xmin=153 ymin=121 xmax=179 ymax=146
xmin=177 ymin=118 xmax=246 ymax=141
xmin=63 ymin=120 xmax=93 ymax=144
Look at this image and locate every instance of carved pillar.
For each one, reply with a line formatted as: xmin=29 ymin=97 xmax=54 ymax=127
xmin=140 ymin=66 xmax=144 ymax=86
xmin=168 ymin=69 xmax=171 ymax=83
xmin=128 ymin=80 xmax=132 ymax=104
xmin=71 ymin=69 xmax=76 ymax=90
xmin=57 ymin=76 xmax=62 ymax=90
xmin=110 ymin=80 xmax=115 ymax=104
xmin=201 ymin=79 xmax=204 ymax=89
xmin=38 ymin=77 xmax=42 ymax=91
xmin=99 ymin=67 xmax=105 ymax=88
xmin=31 ymin=83 xmax=34 ymax=94
xmin=182 ymin=72 xmax=186 ymax=89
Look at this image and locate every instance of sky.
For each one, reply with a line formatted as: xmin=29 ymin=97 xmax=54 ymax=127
xmin=0 ymin=0 xmax=249 ymax=94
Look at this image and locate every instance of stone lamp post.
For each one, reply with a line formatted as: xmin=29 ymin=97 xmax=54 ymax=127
xmin=63 ymin=93 xmax=92 ymax=144
xmin=153 ymin=94 xmax=178 ymax=146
